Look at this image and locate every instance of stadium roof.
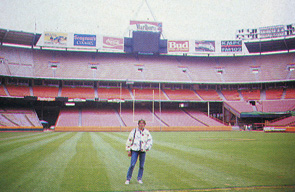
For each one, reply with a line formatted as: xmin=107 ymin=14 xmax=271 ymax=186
xmin=244 ymin=36 xmax=295 ymax=53
xmin=0 ymin=28 xmax=41 ymax=47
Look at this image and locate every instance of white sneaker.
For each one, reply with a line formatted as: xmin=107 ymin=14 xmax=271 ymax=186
xmin=137 ymin=180 xmax=143 ymax=184
xmin=125 ymin=180 xmax=130 ymax=185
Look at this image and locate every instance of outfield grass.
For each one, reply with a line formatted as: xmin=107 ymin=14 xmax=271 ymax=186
xmin=0 ymin=131 xmax=294 ymax=191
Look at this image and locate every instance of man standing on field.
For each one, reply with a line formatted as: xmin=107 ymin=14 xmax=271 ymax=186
xmin=125 ymin=119 xmax=153 ymax=185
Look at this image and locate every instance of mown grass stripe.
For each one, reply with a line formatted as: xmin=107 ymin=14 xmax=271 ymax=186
xmin=0 ymin=132 xmax=61 ymax=154
xmin=9 ymin=132 xmax=82 ymax=192
xmin=0 ymin=132 xmax=68 ymax=163
xmin=0 ymin=132 xmax=43 ymax=140
xmin=0 ymin=131 xmax=293 ymax=192
xmin=91 ymin=132 xmax=130 ymax=191
xmin=59 ymin=132 xmax=111 ymax=191
xmin=0 ymin=132 xmax=75 ymax=192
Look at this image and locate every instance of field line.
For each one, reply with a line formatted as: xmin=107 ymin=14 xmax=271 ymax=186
xmin=151 ymin=184 xmax=295 ymax=191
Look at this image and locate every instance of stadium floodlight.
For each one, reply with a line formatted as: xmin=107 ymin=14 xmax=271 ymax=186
xmin=65 ymin=102 xmax=75 ymax=106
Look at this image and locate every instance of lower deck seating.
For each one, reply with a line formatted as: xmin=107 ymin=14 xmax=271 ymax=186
xmin=184 ymin=109 xmax=225 ymax=126
xmin=119 ymin=108 xmax=164 ymax=127
xmin=0 ymin=108 xmax=42 ymax=130
xmin=268 ymin=116 xmax=295 ymax=126
xmin=154 ymin=108 xmax=206 ymax=126
xmin=81 ymin=108 xmax=121 ymax=127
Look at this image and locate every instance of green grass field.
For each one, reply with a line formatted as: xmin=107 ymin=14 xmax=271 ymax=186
xmin=0 ymin=131 xmax=294 ymax=192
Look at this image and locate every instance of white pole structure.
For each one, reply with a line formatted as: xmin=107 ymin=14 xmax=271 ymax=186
xmin=152 ymin=89 xmax=155 ymax=123
xmin=207 ymin=102 xmax=210 ymax=117
xmin=159 ymin=83 xmax=162 ymax=131
xmin=120 ymin=83 xmax=122 ymax=117
xmin=133 ymin=89 xmax=136 ymax=123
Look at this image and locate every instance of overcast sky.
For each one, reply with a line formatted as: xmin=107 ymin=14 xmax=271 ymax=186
xmin=1 ymin=0 xmax=294 ymax=40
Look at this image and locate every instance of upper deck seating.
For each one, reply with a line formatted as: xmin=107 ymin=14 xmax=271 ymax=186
xmin=178 ymin=57 xmax=222 ymax=83
xmin=195 ymin=90 xmax=222 ymax=101
xmin=61 ymin=87 xmax=95 ymax=99
xmin=164 ymin=89 xmax=201 ymax=101
xmin=240 ymin=89 xmax=260 ymax=101
xmin=33 ymin=86 xmax=59 ymax=98
xmin=221 ymin=90 xmax=241 ymax=101
xmin=1 ymin=46 xmax=295 ymax=83
xmin=285 ymin=88 xmax=295 ymax=99
xmin=97 ymin=87 xmax=132 ymax=100
xmin=0 ymin=85 xmax=8 ymax=96
xmin=265 ymin=89 xmax=283 ymax=100
xmin=132 ymin=88 xmax=167 ymax=100
xmin=6 ymin=85 xmax=31 ymax=97
xmin=137 ymin=56 xmax=190 ymax=82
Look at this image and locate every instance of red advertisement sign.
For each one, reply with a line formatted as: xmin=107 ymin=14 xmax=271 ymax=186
xmin=168 ymin=41 xmax=189 ymax=52
xmin=130 ymin=20 xmax=162 ymax=32
xmin=103 ymin=36 xmax=123 ymax=50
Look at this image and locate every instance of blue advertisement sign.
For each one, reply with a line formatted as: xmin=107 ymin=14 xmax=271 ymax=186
xmin=74 ymin=34 xmax=96 ymax=47
xmin=221 ymin=40 xmax=242 ymax=52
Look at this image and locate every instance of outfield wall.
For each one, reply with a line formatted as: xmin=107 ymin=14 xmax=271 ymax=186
xmin=0 ymin=126 xmax=43 ymax=131
xmin=54 ymin=126 xmax=232 ymax=132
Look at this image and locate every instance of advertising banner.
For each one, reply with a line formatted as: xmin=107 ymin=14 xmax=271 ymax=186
xmin=103 ymin=36 xmax=124 ymax=50
xmin=130 ymin=20 xmax=162 ymax=32
xmin=195 ymin=40 xmax=215 ymax=52
xmin=168 ymin=40 xmax=189 ymax=52
xmin=44 ymin=32 xmax=68 ymax=46
xmin=221 ymin=40 xmax=242 ymax=52
xmin=259 ymin=25 xmax=285 ymax=39
xmin=74 ymin=34 xmax=96 ymax=47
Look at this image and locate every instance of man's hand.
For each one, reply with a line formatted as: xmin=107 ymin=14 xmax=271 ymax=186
xmin=127 ymin=151 xmax=132 ymax=157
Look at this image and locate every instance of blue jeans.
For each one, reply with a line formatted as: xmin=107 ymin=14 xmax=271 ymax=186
xmin=126 ymin=151 xmax=146 ymax=181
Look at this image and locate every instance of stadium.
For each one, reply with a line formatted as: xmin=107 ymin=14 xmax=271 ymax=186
xmin=0 ymin=0 xmax=295 ymax=191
